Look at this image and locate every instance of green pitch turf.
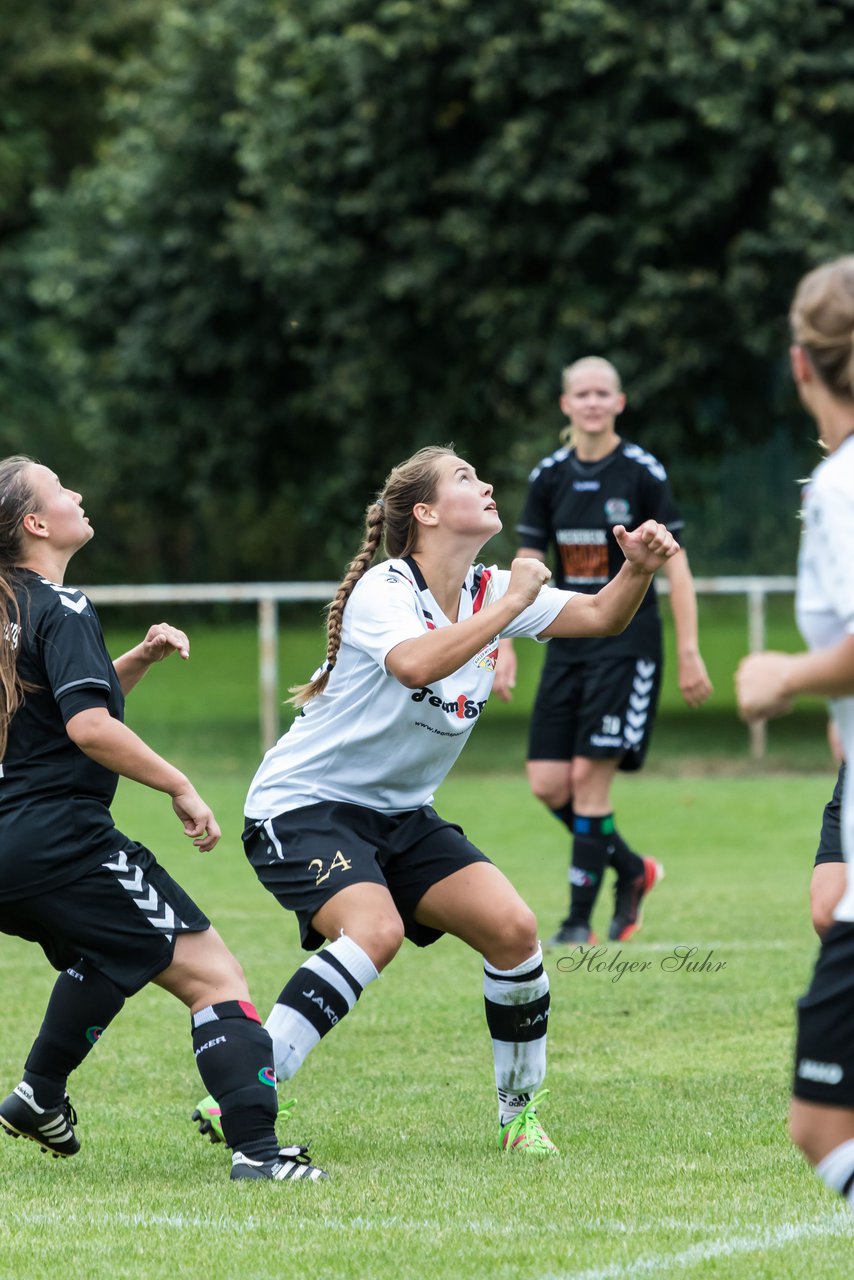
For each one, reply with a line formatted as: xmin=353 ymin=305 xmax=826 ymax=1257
xmin=0 ymin=769 xmax=849 ymax=1279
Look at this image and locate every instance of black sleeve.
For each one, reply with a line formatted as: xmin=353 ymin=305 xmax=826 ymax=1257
xmin=37 ymin=596 xmax=115 ymax=724
xmin=516 ymin=467 xmax=554 ymax=551
xmin=640 ymin=469 xmax=685 ymax=544
xmin=57 ymin=685 xmax=112 ymax=724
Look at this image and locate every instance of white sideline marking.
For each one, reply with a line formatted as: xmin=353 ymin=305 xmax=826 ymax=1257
xmin=542 ymin=1213 xmax=852 ymax=1280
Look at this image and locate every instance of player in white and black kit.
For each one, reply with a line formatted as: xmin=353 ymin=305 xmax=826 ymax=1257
xmin=495 ymin=358 xmax=712 ymax=947
xmin=737 ymin=256 xmax=854 ymax=1212
xmin=189 ymin=445 xmax=679 ymax=1160
xmin=0 ymin=456 xmax=324 ymax=1183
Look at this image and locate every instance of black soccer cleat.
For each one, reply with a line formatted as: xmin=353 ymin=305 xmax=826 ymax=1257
xmin=0 ymin=1082 xmax=80 ymax=1157
xmin=230 ymin=1145 xmax=329 ymax=1182
xmin=609 ymin=857 xmax=665 ymax=941
xmin=544 ymin=921 xmax=597 ymax=948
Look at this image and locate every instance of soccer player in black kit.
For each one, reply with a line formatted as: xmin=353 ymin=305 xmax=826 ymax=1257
xmin=495 ymin=358 xmax=712 ymax=946
xmin=0 ymin=455 xmax=324 ymax=1182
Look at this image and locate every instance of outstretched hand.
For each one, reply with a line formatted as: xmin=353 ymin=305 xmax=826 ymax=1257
xmin=139 ymin=623 xmax=190 ymax=664
xmin=614 ymin=521 xmax=679 ymax=574
xmin=171 ymin=786 xmax=221 ymax=852
xmin=735 ymin=651 xmax=794 ymax=723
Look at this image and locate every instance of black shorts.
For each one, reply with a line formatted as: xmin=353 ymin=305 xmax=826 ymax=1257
xmin=0 ymin=840 xmax=209 ymax=996
xmin=243 ymin=801 xmax=490 ymax=951
xmin=793 ymin=920 xmax=854 ymax=1106
xmin=528 ymin=652 xmax=662 ymax=772
xmin=815 ymin=764 xmax=845 ymax=867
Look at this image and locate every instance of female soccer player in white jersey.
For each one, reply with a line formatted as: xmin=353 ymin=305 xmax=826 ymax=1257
xmin=193 ymin=444 xmax=678 ymax=1158
xmin=494 ymin=357 xmax=712 ymax=948
xmin=737 ymin=256 xmax=854 ymax=1211
xmin=0 ymin=456 xmax=323 ymax=1182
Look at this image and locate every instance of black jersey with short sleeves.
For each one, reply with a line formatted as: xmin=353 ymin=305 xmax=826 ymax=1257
xmin=516 ymin=440 xmax=684 ymax=660
xmin=0 ymin=569 xmax=125 ymax=900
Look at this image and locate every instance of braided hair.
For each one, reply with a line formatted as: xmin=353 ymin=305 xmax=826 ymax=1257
xmin=290 ymin=446 xmax=458 ymax=706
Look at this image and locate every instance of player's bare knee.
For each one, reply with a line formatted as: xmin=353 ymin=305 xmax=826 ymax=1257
xmin=528 ymin=776 xmax=569 ymax=809
xmin=789 ymin=1107 xmax=818 ymax=1163
xmin=810 ymin=898 xmax=833 ymax=939
xmin=357 ymin=915 xmax=405 ymax=970
xmin=487 ymin=904 xmax=539 ymax=969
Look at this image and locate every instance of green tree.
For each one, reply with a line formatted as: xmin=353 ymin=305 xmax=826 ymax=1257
xmin=0 ymin=0 xmax=166 ymax=477
xmin=24 ymin=0 xmax=854 ymax=579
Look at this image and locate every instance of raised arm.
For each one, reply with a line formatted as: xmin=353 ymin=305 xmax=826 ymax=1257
xmin=540 ymin=521 xmax=679 ymax=639
xmin=386 ymin=558 xmax=551 ymax=688
xmin=113 ymin=623 xmax=191 ymax=695
xmin=492 ymin=548 xmax=547 ymax=702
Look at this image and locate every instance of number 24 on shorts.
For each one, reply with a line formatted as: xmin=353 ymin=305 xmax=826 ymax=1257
xmin=308 ymin=850 xmax=353 ymax=885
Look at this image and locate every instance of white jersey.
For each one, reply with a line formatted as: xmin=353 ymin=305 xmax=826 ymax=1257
xmin=796 ymin=435 xmax=854 ymax=921
xmin=246 ymin=557 xmax=571 ymax=818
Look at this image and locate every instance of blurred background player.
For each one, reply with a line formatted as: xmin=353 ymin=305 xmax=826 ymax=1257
xmin=494 ymin=357 xmax=712 ymax=946
xmin=737 ymin=255 xmax=854 ymax=1213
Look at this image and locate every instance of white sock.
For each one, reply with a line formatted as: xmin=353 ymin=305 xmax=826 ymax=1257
xmin=816 ymin=1138 xmax=854 ymax=1209
xmin=483 ymin=946 xmax=549 ymax=1125
xmin=265 ymin=934 xmax=379 ymax=1080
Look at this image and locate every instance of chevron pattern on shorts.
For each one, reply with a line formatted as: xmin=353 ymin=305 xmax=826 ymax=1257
xmin=102 ymin=849 xmax=186 ymax=942
xmin=623 ymin=659 xmax=657 ymax=748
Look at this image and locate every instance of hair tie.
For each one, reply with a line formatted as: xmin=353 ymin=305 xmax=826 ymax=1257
xmin=325 ymin=657 xmax=336 ymax=672
xmin=375 ymin=497 xmax=385 ymax=511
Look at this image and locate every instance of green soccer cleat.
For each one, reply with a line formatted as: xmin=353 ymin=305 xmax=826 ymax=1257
xmin=499 ymin=1088 xmax=559 ymax=1155
xmin=191 ymin=1093 xmax=297 ymax=1145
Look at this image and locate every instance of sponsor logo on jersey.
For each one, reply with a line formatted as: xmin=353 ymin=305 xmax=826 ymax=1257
xmin=604 ymin=497 xmax=631 ymax=524
xmin=411 ymin=686 xmax=488 ymax=719
xmin=573 ymin=480 xmax=601 ymax=491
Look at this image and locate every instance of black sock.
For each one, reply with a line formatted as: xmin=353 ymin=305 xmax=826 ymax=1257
xmin=550 ymin=801 xmax=575 ymax=834
xmin=23 ymin=962 xmax=127 ymax=1107
xmin=566 ymin=816 xmax=612 ymax=926
xmin=191 ymin=1001 xmax=278 ymax=1157
xmin=608 ymin=824 xmax=644 ymax=881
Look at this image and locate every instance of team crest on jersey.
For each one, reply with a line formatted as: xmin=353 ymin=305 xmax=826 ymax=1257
xmin=604 ymin=497 xmax=631 ymax=525
xmin=473 ymin=641 xmax=499 ymax=670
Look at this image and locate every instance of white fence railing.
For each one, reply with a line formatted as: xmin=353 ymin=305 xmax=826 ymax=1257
xmin=84 ymin=576 xmax=799 ymax=758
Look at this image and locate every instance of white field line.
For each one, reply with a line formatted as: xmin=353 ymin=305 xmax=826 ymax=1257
xmin=542 ymin=1213 xmax=852 ymax=1280
xmin=0 ymin=1209 xmax=848 ymax=1244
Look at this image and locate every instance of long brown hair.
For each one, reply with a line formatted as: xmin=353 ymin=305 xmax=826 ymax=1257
xmin=0 ymin=456 xmax=37 ymax=759
xmin=290 ymin=446 xmax=457 ymax=707
xmin=790 ymin=257 xmax=854 ymax=401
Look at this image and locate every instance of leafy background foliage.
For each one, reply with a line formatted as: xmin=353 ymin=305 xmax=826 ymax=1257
xmin=2 ymin=0 xmax=853 ymax=580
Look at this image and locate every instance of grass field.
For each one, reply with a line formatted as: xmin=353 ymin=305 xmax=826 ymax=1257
xmin=0 ymin=604 xmax=850 ymax=1278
